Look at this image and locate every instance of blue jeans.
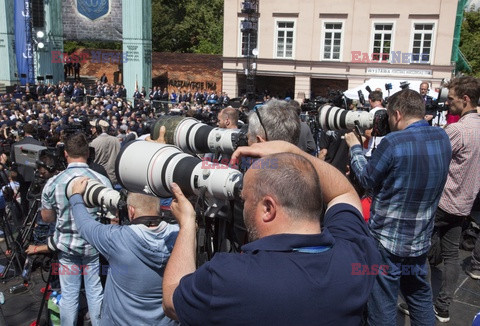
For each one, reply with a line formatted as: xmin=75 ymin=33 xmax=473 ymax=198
xmin=367 ymin=239 xmax=434 ymax=326
xmin=58 ymin=252 xmax=103 ymax=326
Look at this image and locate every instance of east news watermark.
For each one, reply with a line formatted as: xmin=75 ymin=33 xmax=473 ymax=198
xmin=351 ymin=51 xmax=430 ymax=64
xmin=351 ymin=263 xmax=427 ymax=276
xmin=51 ymin=263 xmax=130 ymax=276
xmin=51 ymin=50 xmax=128 ymax=65
xmin=201 ymin=157 xmax=279 ymax=170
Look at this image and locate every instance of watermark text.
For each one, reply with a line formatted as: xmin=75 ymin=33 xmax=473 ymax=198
xmin=351 ymin=51 xmax=430 ymax=64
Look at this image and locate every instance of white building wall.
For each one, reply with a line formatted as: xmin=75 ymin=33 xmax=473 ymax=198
xmin=223 ymin=0 xmax=457 ymax=100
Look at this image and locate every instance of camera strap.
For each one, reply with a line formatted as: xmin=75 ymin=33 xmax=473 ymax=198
xmin=461 ymin=110 xmax=478 ymax=118
xmin=130 ymin=215 xmax=162 ymax=227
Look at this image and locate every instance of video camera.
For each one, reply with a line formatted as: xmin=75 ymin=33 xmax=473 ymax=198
xmin=63 ymin=115 xmax=92 ymax=138
xmin=13 ymin=144 xmax=66 ymax=171
xmin=301 ymin=90 xmax=348 ymax=112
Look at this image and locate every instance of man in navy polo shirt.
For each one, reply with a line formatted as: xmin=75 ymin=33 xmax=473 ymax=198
xmin=163 ymin=142 xmax=381 ymax=325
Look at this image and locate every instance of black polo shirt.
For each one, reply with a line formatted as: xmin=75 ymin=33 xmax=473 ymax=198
xmin=173 ymin=203 xmax=380 ymax=325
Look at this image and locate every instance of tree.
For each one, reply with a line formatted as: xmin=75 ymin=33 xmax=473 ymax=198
xmin=64 ymin=0 xmax=224 ymax=55
xmin=152 ymin=0 xmax=223 ymax=54
xmin=460 ymin=8 xmax=480 ymax=77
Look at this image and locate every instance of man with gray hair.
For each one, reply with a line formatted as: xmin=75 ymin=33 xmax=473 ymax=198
xmin=247 ymin=99 xmax=300 ymax=145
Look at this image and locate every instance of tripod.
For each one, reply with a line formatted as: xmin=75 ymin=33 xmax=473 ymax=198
xmin=1 ymin=197 xmax=40 ymax=280
xmin=33 ymin=254 xmax=57 ymax=326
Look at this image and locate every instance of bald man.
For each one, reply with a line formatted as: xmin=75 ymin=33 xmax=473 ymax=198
xmin=217 ymin=106 xmax=239 ymax=129
xmin=163 ymin=141 xmax=381 ymax=325
xmin=70 ymin=179 xmax=179 ymax=326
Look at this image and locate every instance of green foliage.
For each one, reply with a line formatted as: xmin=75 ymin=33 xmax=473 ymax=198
xmin=460 ymin=8 xmax=480 ymax=77
xmin=152 ymin=0 xmax=223 ymax=54
xmin=63 ymin=1 xmax=224 ymax=55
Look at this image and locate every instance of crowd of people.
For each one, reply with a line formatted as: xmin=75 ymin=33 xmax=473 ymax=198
xmin=0 ymin=75 xmax=479 ymax=325
xmin=0 ymin=77 xmax=239 ymax=152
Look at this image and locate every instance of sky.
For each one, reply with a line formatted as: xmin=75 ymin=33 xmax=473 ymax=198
xmin=467 ymin=0 xmax=479 ymax=10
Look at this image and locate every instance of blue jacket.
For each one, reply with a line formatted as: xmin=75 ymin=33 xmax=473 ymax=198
xmin=70 ymin=194 xmax=179 ymax=326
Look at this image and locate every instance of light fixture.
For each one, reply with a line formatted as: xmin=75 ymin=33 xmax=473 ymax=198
xmin=36 ymin=30 xmax=45 ymax=38
xmin=37 ymin=42 xmax=45 ymax=49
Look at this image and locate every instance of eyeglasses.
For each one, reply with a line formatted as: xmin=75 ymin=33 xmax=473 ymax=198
xmin=253 ymin=106 xmax=268 ymax=141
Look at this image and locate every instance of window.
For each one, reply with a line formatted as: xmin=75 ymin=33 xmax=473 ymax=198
xmin=241 ymin=21 xmax=258 ymax=56
xmin=275 ymin=21 xmax=295 ymax=58
xmin=411 ymin=23 xmax=434 ymax=63
xmin=372 ymin=23 xmax=393 ymax=61
xmin=322 ymin=22 xmax=343 ymax=60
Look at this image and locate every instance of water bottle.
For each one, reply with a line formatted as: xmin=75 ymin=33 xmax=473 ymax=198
xmin=9 ymin=283 xmax=28 ymax=294
xmin=22 ymin=257 xmax=32 ymax=282
xmin=51 ymin=291 xmax=58 ymax=304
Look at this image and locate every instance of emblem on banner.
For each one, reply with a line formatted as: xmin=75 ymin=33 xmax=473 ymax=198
xmin=76 ymin=0 xmax=109 ymax=21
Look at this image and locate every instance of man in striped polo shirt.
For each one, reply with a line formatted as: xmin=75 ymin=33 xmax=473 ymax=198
xmin=41 ymin=132 xmax=112 ymax=326
xmin=432 ymin=76 xmax=480 ymax=323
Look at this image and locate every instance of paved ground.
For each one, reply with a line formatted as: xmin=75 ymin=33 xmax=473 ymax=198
xmin=0 ymin=241 xmax=89 ymax=326
xmin=0 ymin=239 xmax=478 ymax=325
xmin=397 ymin=249 xmax=480 ymax=326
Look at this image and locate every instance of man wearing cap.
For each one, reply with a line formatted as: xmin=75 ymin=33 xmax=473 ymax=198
xmin=89 ymin=119 xmax=120 ymax=186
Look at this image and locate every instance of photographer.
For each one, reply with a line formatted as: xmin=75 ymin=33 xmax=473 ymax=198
xmin=68 ymin=177 xmax=179 ymax=326
xmin=216 ymin=106 xmax=239 ymax=130
xmin=163 ymin=143 xmax=381 ymax=325
xmin=247 ymin=99 xmax=300 ymax=145
xmin=364 ymin=91 xmax=386 ymax=158
xmin=25 ymin=153 xmax=60 ymax=255
xmin=345 ymin=89 xmax=452 ymax=324
xmin=41 ymin=132 xmax=111 ymax=326
xmin=288 ymin=100 xmax=316 ymax=155
xmin=430 ymin=76 xmax=480 ymax=322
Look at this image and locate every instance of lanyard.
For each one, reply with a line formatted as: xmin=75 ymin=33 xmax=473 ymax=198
xmin=292 ymin=245 xmax=331 ymax=254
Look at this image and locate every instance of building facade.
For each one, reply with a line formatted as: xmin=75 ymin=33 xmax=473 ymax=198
xmin=222 ymin=0 xmax=458 ymax=101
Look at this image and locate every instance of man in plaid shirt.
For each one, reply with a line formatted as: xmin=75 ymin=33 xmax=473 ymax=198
xmin=345 ymin=89 xmax=452 ymax=325
xmin=42 ymin=132 xmax=112 ymax=326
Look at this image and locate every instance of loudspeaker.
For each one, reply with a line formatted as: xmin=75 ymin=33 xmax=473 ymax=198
xmin=32 ymin=0 xmax=45 ymax=28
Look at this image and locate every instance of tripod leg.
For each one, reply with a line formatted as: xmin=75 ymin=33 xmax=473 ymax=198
xmin=35 ymin=258 xmax=55 ymax=326
xmin=1 ymin=199 xmax=41 ymax=279
xmin=1 ymin=207 xmax=13 ymax=252
xmin=1 ymin=205 xmax=25 ymax=279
